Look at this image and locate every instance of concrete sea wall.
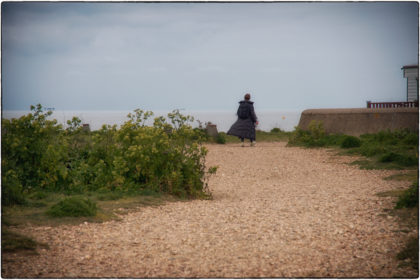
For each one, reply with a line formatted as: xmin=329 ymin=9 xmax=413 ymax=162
xmin=298 ymin=108 xmax=419 ymax=136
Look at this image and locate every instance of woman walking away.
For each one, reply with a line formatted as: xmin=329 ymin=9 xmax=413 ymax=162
xmin=227 ymin=93 xmax=259 ymax=147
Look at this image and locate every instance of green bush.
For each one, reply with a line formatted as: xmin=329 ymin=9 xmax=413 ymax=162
xmin=47 ymin=197 xmax=97 ymax=217
xmin=403 ymin=133 xmax=419 ymax=145
xmin=395 ymin=182 xmax=419 ymax=209
xmin=215 ymin=133 xmax=227 ymax=144
xmin=380 ymin=152 xmax=418 ymax=167
xmin=380 ymin=152 xmax=401 ymax=163
xmin=1 ymin=105 xmax=216 ymax=205
xmin=288 ymin=121 xmax=327 ymax=147
xmin=28 ymin=191 xmax=48 ymax=200
xmin=2 ymin=104 xmax=70 ymax=193
xmin=359 ymin=144 xmax=385 ymax=157
xmin=340 ymin=135 xmax=361 ymax=148
xmin=1 ymin=170 xmax=26 ymax=206
xmin=270 ymin=127 xmax=282 ymax=133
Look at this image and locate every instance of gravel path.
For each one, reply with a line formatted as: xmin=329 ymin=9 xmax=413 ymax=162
xmin=2 ymin=142 xmax=417 ymax=278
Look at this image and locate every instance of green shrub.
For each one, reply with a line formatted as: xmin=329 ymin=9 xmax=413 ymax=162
xmin=361 ymin=130 xmax=418 ymax=147
xmin=403 ymin=133 xmax=419 ymax=145
xmin=288 ymin=121 xmax=327 ymax=147
xmin=1 ymin=170 xmax=26 ymax=206
xmin=359 ymin=144 xmax=385 ymax=157
xmin=47 ymin=197 xmax=97 ymax=217
xmin=380 ymin=152 xmax=418 ymax=167
xmin=395 ymin=182 xmax=419 ymax=209
xmin=399 ymin=155 xmax=418 ymax=167
xmin=215 ymin=133 xmax=226 ymax=144
xmin=379 ymin=152 xmax=399 ymax=163
xmin=28 ymin=191 xmax=48 ymax=200
xmin=2 ymin=104 xmax=70 ymax=194
xmin=341 ymin=135 xmax=361 ymax=148
xmin=270 ymin=127 xmax=282 ymax=133
xmin=2 ymin=106 xmax=217 ymax=205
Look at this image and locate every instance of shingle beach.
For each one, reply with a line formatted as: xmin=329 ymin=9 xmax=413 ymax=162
xmin=2 ymin=142 xmax=417 ymax=278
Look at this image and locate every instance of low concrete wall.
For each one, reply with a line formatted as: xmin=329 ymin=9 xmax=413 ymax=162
xmin=298 ymin=108 xmax=419 ymax=136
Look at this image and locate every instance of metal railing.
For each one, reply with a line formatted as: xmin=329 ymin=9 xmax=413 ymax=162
xmin=367 ymin=101 xmax=418 ymax=108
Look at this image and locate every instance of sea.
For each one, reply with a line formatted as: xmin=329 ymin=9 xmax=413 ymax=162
xmin=2 ymin=110 xmax=303 ymax=132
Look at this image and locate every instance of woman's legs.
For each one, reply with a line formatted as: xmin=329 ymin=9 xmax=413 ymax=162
xmin=240 ymin=137 xmax=245 ymax=147
xmin=239 ymin=137 xmax=256 ymax=147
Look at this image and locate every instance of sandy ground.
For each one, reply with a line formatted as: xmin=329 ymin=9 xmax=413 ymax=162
xmin=2 ymin=142 xmax=418 ymax=278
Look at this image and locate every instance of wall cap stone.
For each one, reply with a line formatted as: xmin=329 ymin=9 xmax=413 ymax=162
xmin=302 ymin=108 xmax=419 ymax=115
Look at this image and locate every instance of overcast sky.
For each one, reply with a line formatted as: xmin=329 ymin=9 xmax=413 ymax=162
xmin=1 ymin=1 xmax=418 ymax=112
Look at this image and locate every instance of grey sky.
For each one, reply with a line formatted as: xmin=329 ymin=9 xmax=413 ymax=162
xmin=1 ymin=1 xmax=418 ymax=112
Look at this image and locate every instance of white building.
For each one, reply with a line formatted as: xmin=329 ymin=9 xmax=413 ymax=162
xmin=402 ymin=65 xmax=419 ymax=102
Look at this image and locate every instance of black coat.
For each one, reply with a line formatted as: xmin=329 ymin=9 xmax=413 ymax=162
xmin=227 ymin=100 xmax=258 ymax=140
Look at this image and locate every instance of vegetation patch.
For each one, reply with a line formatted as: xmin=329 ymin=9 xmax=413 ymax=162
xmin=255 ymin=129 xmax=291 ymax=142
xmin=291 ymin=122 xmax=418 ymax=273
xmin=397 ymin=237 xmax=419 ymax=270
xmin=376 ymin=177 xmax=418 ymax=273
xmin=1 ymin=230 xmax=48 ymax=253
xmin=289 ymin=121 xmax=418 ymax=170
xmin=350 ymin=159 xmax=407 ymax=170
xmin=384 ymin=171 xmax=418 ymax=182
xmin=395 ymin=182 xmax=419 ymax=209
xmin=205 ymin=128 xmax=291 ymax=144
xmin=215 ymin=132 xmax=227 ymax=144
xmin=46 ymin=197 xmax=97 ymax=217
xmin=1 ymin=191 xmax=172 ymax=228
xmin=96 ymin=191 xmax=124 ymax=201
xmin=2 ymin=105 xmax=217 ymax=211
xmin=340 ymin=135 xmax=361 ymax=148
xmin=376 ymin=189 xmax=405 ymax=198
